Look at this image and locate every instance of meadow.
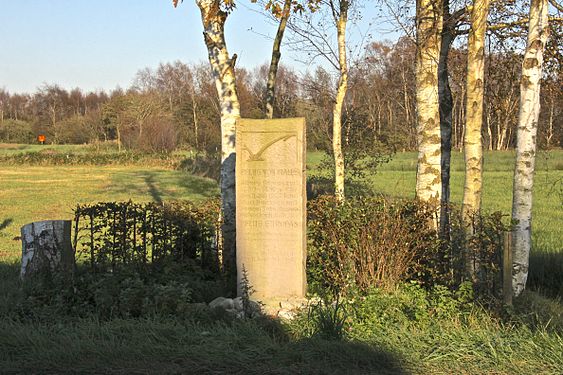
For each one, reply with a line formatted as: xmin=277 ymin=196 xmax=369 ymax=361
xmin=1 ymin=145 xmax=561 ymax=259
xmin=0 ymin=144 xmax=561 ymax=374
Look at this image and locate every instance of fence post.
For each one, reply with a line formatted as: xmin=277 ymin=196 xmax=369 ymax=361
xmin=503 ymin=231 xmax=513 ymax=305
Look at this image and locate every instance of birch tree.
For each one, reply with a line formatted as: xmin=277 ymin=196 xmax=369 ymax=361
xmin=287 ymin=0 xmax=351 ymax=200
xmin=438 ymin=0 xmax=467 ymax=236
xmin=415 ymin=0 xmax=443 ymax=204
xmin=256 ymin=0 xmax=323 ymax=120
xmin=462 ymin=0 xmax=490 ymax=279
xmin=262 ymin=0 xmax=293 ymax=119
xmin=511 ymin=0 xmax=549 ymax=297
xmin=174 ymin=0 xmax=240 ymax=276
xmin=332 ymin=0 xmax=349 ymax=201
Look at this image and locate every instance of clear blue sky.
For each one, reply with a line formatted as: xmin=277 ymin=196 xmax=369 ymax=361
xmin=0 ymin=0 xmax=393 ymax=94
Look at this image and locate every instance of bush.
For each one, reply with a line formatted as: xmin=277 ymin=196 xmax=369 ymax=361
xmin=178 ymin=151 xmax=221 ymax=181
xmin=74 ymin=200 xmax=221 ymax=274
xmin=0 ymin=119 xmax=34 ymax=143
xmin=12 ymin=199 xmax=226 ymax=321
xmin=307 ymin=196 xmax=508 ymax=300
xmin=122 ymin=115 xmax=178 ymax=153
xmin=15 ymin=258 xmax=227 ymax=321
xmin=0 ymin=149 xmax=181 ymax=167
xmin=54 ymin=114 xmax=99 ymax=144
xmin=307 ymin=195 xmax=444 ymax=295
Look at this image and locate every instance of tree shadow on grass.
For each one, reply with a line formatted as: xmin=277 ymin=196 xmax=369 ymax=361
xmin=143 ymin=172 xmax=163 ymax=204
xmin=528 ymin=251 xmax=563 ymax=299
xmin=107 ymin=170 xmax=219 ymax=203
xmin=274 ymin=337 xmax=410 ymax=374
xmin=0 ymin=218 xmax=13 ymax=232
xmin=0 ymin=311 xmax=411 ymax=375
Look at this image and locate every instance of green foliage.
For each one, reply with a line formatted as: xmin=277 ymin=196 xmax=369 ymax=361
xmin=0 ymin=148 xmax=182 ymax=167
xmin=12 ymin=257 xmax=227 ymax=322
xmin=308 ymin=140 xmax=393 ymax=198
xmin=0 ymin=120 xmax=35 ymax=143
xmin=308 ymin=295 xmax=349 ymax=340
xmin=3 ymin=258 xmax=561 ymax=375
xmin=307 ymin=195 xmax=508 ymax=302
xmin=74 ymin=200 xmax=221 ymax=274
xmin=178 ymin=151 xmax=221 ymax=181
xmin=307 ymin=195 xmax=446 ymax=295
xmin=3 ymin=199 xmax=225 ymax=322
xmin=346 ymin=282 xmax=475 ymax=332
xmin=54 ymin=114 xmax=100 ymax=144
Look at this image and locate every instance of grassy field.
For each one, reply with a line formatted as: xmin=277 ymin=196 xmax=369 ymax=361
xmin=375 ymin=150 xmax=562 ymax=255
xmin=1 ymin=147 xmax=561 ymax=259
xmin=309 ymin=150 xmax=563 ymax=255
xmin=0 ymin=144 xmax=562 ymax=374
xmin=0 ymin=165 xmax=218 ymax=260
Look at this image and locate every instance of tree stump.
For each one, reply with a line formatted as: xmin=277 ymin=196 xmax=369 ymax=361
xmin=21 ymin=220 xmax=75 ymax=281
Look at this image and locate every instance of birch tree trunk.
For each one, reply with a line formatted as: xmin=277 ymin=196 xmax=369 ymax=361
xmin=190 ymin=86 xmax=200 ymax=149
xmin=438 ymin=3 xmax=455 ymax=237
xmin=21 ymin=220 xmax=75 ymax=281
xmin=265 ymin=0 xmax=291 ymax=119
xmin=462 ymin=0 xmax=490 ymax=280
xmin=333 ymin=1 xmax=349 ymax=202
xmin=196 ymin=0 xmax=241 ymax=278
xmin=486 ymin=113 xmax=493 ymax=150
xmin=512 ymin=0 xmax=549 ymax=297
xmin=415 ymin=0 xmax=443 ymax=205
xmin=546 ymin=98 xmax=554 ymax=148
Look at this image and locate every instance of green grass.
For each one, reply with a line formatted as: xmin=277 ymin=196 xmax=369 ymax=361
xmin=0 ymin=254 xmax=560 ymax=374
xmin=0 ymin=317 xmax=406 ymax=375
xmin=308 ymin=150 xmax=563 ymax=255
xmin=0 ymin=145 xmax=561 ymax=374
xmin=1 ymin=147 xmax=560 ymax=260
xmin=0 ymin=143 xmax=91 ymax=155
xmin=0 ymin=165 xmax=218 ymax=261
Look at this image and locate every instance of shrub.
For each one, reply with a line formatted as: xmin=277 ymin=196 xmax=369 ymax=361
xmin=307 ymin=195 xmax=508 ymax=300
xmin=14 ymin=199 xmax=226 ymax=321
xmin=122 ymin=115 xmax=178 ymax=153
xmin=73 ymin=200 xmax=221 ymax=274
xmin=54 ymin=114 xmax=99 ymax=144
xmin=0 ymin=149 xmax=181 ymax=167
xmin=307 ymin=195 xmax=444 ymax=295
xmin=178 ymin=151 xmax=221 ymax=181
xmin=0 ymin=119 xmax=34 ymax=143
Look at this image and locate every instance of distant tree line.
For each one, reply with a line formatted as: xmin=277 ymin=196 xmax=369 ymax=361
xmin=0 ymin=39 xmax=560 ymax=152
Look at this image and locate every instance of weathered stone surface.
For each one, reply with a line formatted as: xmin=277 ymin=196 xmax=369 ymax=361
xmin=209 ymin=297 xmax=234 ymax=310
xmin=208 ymin=296 xmax=261 ymax=319
xmin=236 ymin=118 xmax=307 ymax=303
xmin=233 ymin=296 xmax=244 ymax=311
xmin=277 ymin=309 xmax=297 ymax=320
xmin=20 ymin=220 xmax=74 ymax=281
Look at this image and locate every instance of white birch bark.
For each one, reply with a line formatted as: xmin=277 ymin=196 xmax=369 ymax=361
xmin=462 ymin=0 xmax=489 ymax=279
xmin=511 ymin=0 xmax=549 ymax=297
xmin=333 ymin=1 xmax=348 ymax=202
xmin=21 ymin=220 xmax=75 ymax=281
xmin=415 ymin=0 xmax=443 ymax=204
xmin=196 ymin=0 xmax=241 ymax=277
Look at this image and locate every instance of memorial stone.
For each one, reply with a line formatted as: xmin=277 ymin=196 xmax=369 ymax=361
xmin=236 ymin=118 xmax=307 ymax=304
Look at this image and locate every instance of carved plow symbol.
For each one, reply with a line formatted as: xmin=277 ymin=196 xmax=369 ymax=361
xmin=243 ymin=133 xmax=296 ymax=161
